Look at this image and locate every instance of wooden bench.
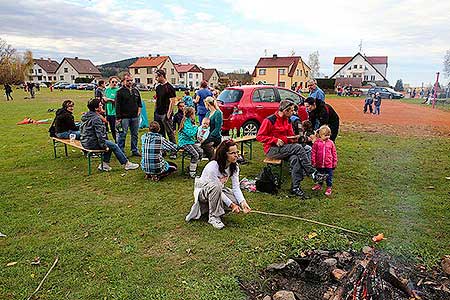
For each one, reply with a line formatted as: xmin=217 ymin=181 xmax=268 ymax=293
xmin=263 ymin=157 xmax=283 ymax=180
xmin=233 ymin=135 xmax=256 ymax=160
xmin=51 ymin=137 xmax=106 ymax=175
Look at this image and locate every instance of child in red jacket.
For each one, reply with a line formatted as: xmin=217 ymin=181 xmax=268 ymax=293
xmin=311 ymin=125 xmax=338 ymax=196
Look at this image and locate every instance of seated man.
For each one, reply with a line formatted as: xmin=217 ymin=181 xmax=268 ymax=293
xmin=256 ymin=100 xmax=326 ymax=200
xmin=141 ymin=121 xmax=178 ymax=181
xmin=80 ymin=98 xmax=139 ymax=172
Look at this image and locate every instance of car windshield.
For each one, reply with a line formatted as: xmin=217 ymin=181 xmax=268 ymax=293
xmin=386 ymin=88 xmax=396 ymax=93
xmin=218 ymin=89 xmax=243 ymax=103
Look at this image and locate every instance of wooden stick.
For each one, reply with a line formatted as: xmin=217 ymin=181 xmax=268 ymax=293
xmin=251 ymin=210 xmax=368 ymax=236
xmin=27 ymin=256 xmax=59 ymax=300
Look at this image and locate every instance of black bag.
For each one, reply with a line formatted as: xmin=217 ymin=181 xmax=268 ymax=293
xmin=256 ymin=166 xmax=280 ymax=194
xmin=49 ymin=119 xmax=56 ymax=137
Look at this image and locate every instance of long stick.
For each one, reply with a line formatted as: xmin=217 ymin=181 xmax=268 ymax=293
xmin=27 ymin=256 xmax=59 ymax=300
xmin=251 ymin=210 xmax=367 ymax=236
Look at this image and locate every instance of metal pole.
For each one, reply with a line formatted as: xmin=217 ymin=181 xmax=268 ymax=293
xmin=432 ymin=72 xmax=439 ymax=109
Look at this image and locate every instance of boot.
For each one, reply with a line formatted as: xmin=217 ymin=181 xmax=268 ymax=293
xmin=188 ymin=162 xmax=197 ymax=179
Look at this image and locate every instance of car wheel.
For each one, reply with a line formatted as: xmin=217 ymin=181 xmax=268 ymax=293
xmin=242 ymin=120 xmax=259 ymax=136
xmin=389 ymin=94 xmax=393 ymax=99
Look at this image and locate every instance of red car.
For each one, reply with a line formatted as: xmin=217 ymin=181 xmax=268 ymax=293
xmin=217 ymin=85 xmax=306 ymax=135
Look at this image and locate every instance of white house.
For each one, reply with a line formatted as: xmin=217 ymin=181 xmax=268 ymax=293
xmin=55 ymin=57 xmax=101 ymax=83
xmin=29 ymin=58 xmax=59 ymax=83
xmin=174 ymin=64 xmax=203 ymax=88
xmin=331 ymin=53 xmax=388 ymax=83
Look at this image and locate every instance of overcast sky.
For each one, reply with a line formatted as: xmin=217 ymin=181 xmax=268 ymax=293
xmin=1 ymin=0 xmax=449 ymax=86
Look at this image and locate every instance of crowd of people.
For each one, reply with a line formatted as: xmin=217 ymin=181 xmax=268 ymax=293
xmin=51 ymin=73 xmax=339 ymax=229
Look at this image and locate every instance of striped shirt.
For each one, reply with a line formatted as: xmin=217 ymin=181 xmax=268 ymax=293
xmin=141 ymin=132 xmax=178 ymax=174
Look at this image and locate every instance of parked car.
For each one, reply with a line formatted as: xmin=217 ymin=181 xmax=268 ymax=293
xmin=173 ymin=84 xmax=189 ymax=91
xmin=54 ymin=82 xmax=70 ymax=89
xmin=134 ymin=83 xmax=148 ymax=91
xmin=349 ymin=88 xmax=363 ymax=97
xmin=77 ymin=83 xmax=87 ymax=90
xmin=39 ymin=82 xmax=48 ymax=88
xmin=217 ymin=85 xmax=305 ymax=136
xmin=85 ymin=83 xmax=96 ymax=90
xmin=368 ymin=87 xmax=404 ymax=99
xmin=65 ymin=83 xmax=78 ymax=89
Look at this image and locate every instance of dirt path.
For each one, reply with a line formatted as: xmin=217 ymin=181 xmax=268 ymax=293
xmin=327 ymin=97 xmax=450 ymax=137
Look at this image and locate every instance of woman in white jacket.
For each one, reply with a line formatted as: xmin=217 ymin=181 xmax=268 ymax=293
xmin=185 ymin=140 xmax=251 ymax=229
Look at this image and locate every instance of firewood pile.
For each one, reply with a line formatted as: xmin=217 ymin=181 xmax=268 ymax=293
xmin=241 ymin=248 xmax=450 ymax=300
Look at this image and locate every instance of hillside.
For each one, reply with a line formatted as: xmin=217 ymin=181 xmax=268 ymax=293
xmin=97 ymin=57 xmax=138 ymax=77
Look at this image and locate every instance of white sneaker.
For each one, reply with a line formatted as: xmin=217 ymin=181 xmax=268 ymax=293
xmin=124 ymin=161 xmax=139 ymax=170
xmin=208 ymin=217 xmax=225 ymax=230
xmin=98 ymin=162 xmax=112 ymax=172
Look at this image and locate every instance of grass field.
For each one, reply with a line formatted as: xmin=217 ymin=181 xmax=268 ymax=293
xmin=1 ymin=88 xmax=449 ymax=299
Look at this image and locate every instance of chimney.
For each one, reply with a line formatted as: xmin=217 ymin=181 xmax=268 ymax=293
xmin=75 ymin=57 xmax=78 ymax=60
xmin=273 ymin=54 xmax=278 ymax=59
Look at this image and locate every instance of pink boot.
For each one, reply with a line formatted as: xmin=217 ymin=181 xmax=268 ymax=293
xmin=325 ymin=187 xmax=332 ymax=196
xmin=312 ymin=184 xmax=322 ymax=191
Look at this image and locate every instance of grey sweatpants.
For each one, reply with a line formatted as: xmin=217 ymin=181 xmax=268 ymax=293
xmin=266 ymin=143 xmax=315 ymax=189
xmin=198 ymin=182 xmax=238 ymax=219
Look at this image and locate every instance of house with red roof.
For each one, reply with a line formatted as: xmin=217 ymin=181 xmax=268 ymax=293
xmin=174 ymin=64 xmax=203 ymax=88
xmin=331 ymin=52 xmax=388 ymax=83
xmin=30 ymin=58 xmax=59 ymax=83
xmin=55 ymin=57 xmax=101 ymax=83
xmin=201 ymin=68 xmax=220 ymax=88
xmin=128 ymin=55 xmax=179 ymax=87
xmin=252 ymin=54 xmax=311 ymax=90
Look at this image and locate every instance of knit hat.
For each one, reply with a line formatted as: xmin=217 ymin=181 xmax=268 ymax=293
xmin=279 ymin=99 xmax=296 ymax=111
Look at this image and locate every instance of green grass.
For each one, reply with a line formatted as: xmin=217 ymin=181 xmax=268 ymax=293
xmin=400 ymin=97 xmax=450 ymax=111
xmin=1 ymin=89 xmax=449 ymax=299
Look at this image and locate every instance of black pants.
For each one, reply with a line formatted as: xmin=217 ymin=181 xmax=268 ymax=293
xmin=106 ymin=115 xmax=117 ymax=142
xmin=6 ymin=92 xmax=13 ymax=101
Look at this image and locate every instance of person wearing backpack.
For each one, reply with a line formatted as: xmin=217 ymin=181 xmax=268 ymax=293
xmin=256 ymin=100 xmax=327 ymax=200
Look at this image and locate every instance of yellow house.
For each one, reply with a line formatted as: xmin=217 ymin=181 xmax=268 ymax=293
xmin=252 ymin=54 xmax=311 ymax=90
xmin=128 ymin=55 xmax=179 ymax=87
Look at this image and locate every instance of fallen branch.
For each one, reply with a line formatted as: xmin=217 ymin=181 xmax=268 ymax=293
xmin=27 ymin=256 xmax=59 ymax=300
xmin=251 ymin=210 xmax=368 ymax=236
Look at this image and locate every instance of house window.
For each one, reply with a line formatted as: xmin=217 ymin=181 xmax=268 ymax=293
xmin=135 ymin=78 xmax=140 ymax=83
xmin=195 ymin=81 xmax=199 ymax=86
xmin=347 ymin=67 xmax=351 ymax=70
xmin=298 ymin=69 xmax=302 ymax=76
xmin=340 ymin=74 xmax=344 ymax=78
xmin=37 ymin=76 xmax=42 ymax=80
xmin=258 ymin=69 xmax=266 ymax=75
xmin=64 ymin=68 xmax=68 ymax=73
xmin=180 ymin=74 xmax=183 ymax=79
xmin=171 ymin=68 xmax=174 ymax=75
xmin=189 ymin=81 xmax=193 ymax=87
xmin=359 ymin=65 xmax=363 ymax=69
xmin=163 ymin=68 xmax=167 ymax=74
xmin=305 ymin=71 xmax=308 ymax=77
xmin=364 ymin=75 xmax=368 ymax=81
xmin=147 ymin=67 xmax=152 ymax=74
xmin=30 ymin=69 xmax=33 ymax=74
xmin=196 ymin=74 xmax=199 ymax=79
xmin=278 ymin=81 xmax=285 ymax=87
xmin=38 ymin=69 xmax=42 ymax=74
xmin=370 ymin=75 xmax=375 ymax=81
xmin=189 ymin=73 xmax=193 ymax=79
xmin=354 ymin=65 xmax=357 ymax=69
xmin=279 ymin=69 xmax=286 ymax=75
xmin=134 ymin=68 xmax=139 ymax=74
xmin=60 ymin=75 xmax=64 ymax=80
xmin=147 ymin=78 xmax=152 ymax=85
xmin=71 ymin=75 xmax=75 ymax=80
xmin=365 ymin=66 xmax=368 ymax=70
xmin=171 ymin=78 xmax=176 ymax=84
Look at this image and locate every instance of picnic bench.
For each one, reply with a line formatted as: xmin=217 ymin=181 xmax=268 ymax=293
xmin=51 ymin=137 xmax=106 ymax=175
xmin=234 ymin=135 xmax=256 ymax=160
xmin=263 ymin=157 xmax=283 ymax=179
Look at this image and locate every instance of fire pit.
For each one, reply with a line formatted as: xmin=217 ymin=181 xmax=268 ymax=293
xmin=240 ymin=248 xmax=450 ymax=300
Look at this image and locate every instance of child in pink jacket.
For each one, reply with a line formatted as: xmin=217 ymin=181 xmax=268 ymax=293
xmin=311 ymin=125 xmax=338 ymax=196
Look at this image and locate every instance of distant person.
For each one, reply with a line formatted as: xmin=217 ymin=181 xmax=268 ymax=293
xmin=154 ymin=69 xmax=177 ymax=149
xmin=54 ymin=100 xmax=80 ymax=139
xmin=311 ymin=125 xmax=338 ymax=196
xmin=304 ymin=97 xmax=340 ymax=142
xmin=307 ymin=79 xmax=325 ymax=103
xmin=95 ymin=80 xmax=106 ymax=103
xmin=80 ymin=98 xmax=140 ymax=172
xmin=141 ymin=121 xmax=178 ymax=181
xmin=197 ymin=117 xmax=210 ymax=144
xmin=105 ymin=76 xmax=120 ymax=142
xmin=201 ymin=97 xmax=223 ymax=160
xmin=4 ymin=83 xmax=13 ymax=101
xmin=363 ymin=94 xmax=374 ymax=114
xmin=172 ymin=101 xmax=185 ymax=131
xmin=27 ymin=82 xmax=35 ymax=98
xmin=178 ymin=107 xmax=203 ymax=178
xmin=373 ymin=92 xmax=382 ymax=115
xmin=194 ymin=80 xmax=213 ymax=124
xmin=182 ymin=90 xmax=194 ymax=107
xmin=116 ymin=73 xmax=142 ymax=157
xmin=185 ymin=140 xmax=252 ymax=230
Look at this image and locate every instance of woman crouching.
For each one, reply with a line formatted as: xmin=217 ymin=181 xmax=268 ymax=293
xmin=185 ymin=140 xmax=251 ymax=229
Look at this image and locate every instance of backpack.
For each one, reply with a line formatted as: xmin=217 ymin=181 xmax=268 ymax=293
xmin=48 ymin=118 xmax=57 ymax=137
xmin=255 ymin=166 xmax=280 ymax=194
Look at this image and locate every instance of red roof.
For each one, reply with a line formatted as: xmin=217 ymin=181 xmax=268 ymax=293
xmin=64 ymin=57 xmax=100 ymax=75
xmin=334 ymin=55 xmax=388 ymax=65
xmin=34 ymin=59 xmax=59 ymax=74
xmin=254 ymin=56 xmax=303 ymax=77
xmin=129 ymin=56 xmax=168 ymax=68
xmin=174 ymin=64 xmax=202 ymax=73
xmin=201 ymin=68 xmax=218 ymax=81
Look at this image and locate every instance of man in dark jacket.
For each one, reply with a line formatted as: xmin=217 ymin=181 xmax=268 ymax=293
xmin=116 ymin=73 xmax=142 ymax=156
xmin=305 ymin=97 xmax=340 ymax=142
xmin=80 ymin=98 xmax=139 ymax=172
xmin=4 ymin=84 xmax=13 ymax=101
xmin=55 ymin=100 xmax=80 ymax=139
xmin=256 ymin=100 xmax=326 ymax=199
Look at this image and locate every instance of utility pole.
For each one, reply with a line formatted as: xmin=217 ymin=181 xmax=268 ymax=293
xmin=432 ymin=72 xmax=439 ymax=109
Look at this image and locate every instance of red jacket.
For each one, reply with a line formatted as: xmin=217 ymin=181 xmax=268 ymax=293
xmin=257 ymin=113 xmax=295 ymax=153
xmin=311 ymin=139 xmax=338 ymax=168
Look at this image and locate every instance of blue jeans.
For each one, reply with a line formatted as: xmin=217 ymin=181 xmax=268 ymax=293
xmin=373 ymin=105 xmax=380 ymax=115
xmin=317 ymin=168 xmax=334 ymax=187
xmin=118 ymin=117 xmax=139 ymax=153
xmin=104 ymin=140 xmax=128 ymax=165
xmin=56 ymin=130 xmax=80 ymax=140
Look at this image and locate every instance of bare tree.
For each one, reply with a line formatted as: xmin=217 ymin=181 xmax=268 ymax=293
xmin=0 ymin=38 xmax=33 ymax=84
xmin=308 ymin=51 xmax=321 ymax=78
xmin=444 ymin=50 xmax=450 ymax=77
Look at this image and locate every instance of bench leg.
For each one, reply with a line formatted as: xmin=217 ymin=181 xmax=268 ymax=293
xmin=181 ymin=152 xmax=185 ymax=174
xmin=87 ymin=153 xmax=91 ymax=176
xmin=240 ymin=142 xmax=244 ymax=158
xmin=64 ymin=144 xmax=68 ymax=157
xmin=53 ymin=140 xmax=57 ymax=158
